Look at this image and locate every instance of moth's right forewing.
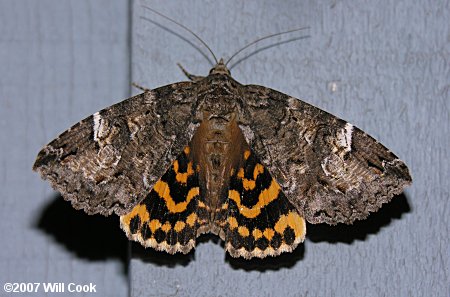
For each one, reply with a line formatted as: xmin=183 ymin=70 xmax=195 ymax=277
xmin=239 ymin=84 xmax=411 ymax=225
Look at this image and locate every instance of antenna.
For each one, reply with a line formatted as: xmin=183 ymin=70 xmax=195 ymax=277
xmin=142 ymin=5 xmax=218 ymax=64
xmin=225 ymin=27 xmax=310 ymax=66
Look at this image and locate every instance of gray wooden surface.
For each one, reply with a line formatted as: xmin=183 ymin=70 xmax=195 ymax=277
xmin=0 ymin=1 xmax=129 ymax=296
xmin=0 ymin=0 xmax=448 ymax=297
xmin=130 ymin=0 xmax=449 ymax=296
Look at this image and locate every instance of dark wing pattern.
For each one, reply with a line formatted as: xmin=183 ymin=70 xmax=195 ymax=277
xmin=120 ymin=146 xmax=209 ymax=254
xmin=239 ymin=85 xmax=412 ymax=225
xmin=33 ymin=82 xmax=201 ymax=216
xmin=214 ymin=147 xmax=306 ymax=259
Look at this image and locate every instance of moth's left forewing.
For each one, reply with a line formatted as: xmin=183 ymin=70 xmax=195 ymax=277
xmin=33 ymin=82 xmax=199 ymax=216
xmin=240 ymin=85 xmax=412 ymax=225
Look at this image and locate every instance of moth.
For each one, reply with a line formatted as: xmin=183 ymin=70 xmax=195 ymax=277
xmin=33 ymin=10 xmax=411 ymax=259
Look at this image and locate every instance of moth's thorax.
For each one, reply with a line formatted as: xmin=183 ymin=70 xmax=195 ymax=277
xmin=194 ymin=74 xmax=242 ymax=123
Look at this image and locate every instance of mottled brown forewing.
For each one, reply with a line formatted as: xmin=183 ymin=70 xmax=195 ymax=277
xmin=33 ymin=82 xmax=198 ymax=216
xmin=240 ymin=85 xmax=412 ymax=225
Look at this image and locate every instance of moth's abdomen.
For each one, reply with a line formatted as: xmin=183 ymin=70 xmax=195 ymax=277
xmin=189 ymin=114 xmax=243 ymax=218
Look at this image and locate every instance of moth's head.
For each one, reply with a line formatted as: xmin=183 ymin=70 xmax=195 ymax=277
xmin=209 ymin=58 xmax=231 ymax=76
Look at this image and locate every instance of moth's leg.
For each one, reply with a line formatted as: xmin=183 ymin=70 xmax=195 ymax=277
xmin=177 ymin=63 xmax=204 ymax=82
xmin=131 ymin=82 xmax=150 ymax=92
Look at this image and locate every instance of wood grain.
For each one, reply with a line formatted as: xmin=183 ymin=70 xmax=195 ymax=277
xmin=0 ymin=1 xmax=129 ymax=296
